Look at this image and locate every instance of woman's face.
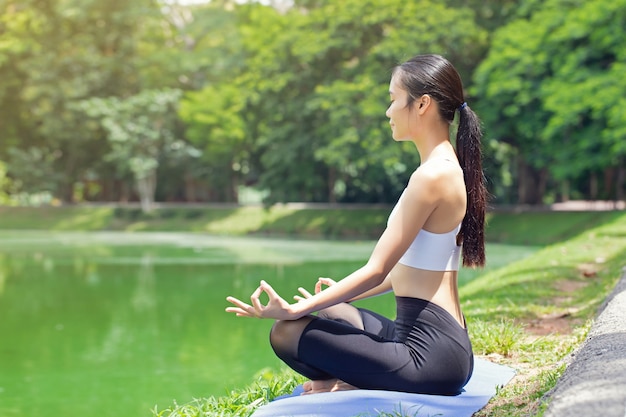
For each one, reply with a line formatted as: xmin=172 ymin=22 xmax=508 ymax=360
xmin=385 ymin=76 xmax=419 ymax=142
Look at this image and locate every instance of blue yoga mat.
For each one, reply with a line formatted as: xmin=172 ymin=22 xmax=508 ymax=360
xmin=252 ymin=357 xmax=515 ymax=417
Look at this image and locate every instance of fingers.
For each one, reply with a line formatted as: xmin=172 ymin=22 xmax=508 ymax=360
xmin=294 ymin=286 xmax=312 ymax=302
xmin=315 ymin=277 xmax=336 ymax=293
xmin=227 ymin=280 xmax=295 ymax=320
xmin=225 ymin=296 xmax=257 ymax=318
xmin=250 ymin=283 xmax=266 ymax=314
xmin=319 ymin=277 xmax=337 ymax=286
xmin=226 ymin=296 xmax=250 ymax=311
xmin=259 ymin=280 xmax=278 ymax=297
xmin=228 ymin=281 xmax=278 ymax=318
xmin=225 ymin=307 xmax=253 ymax=317
xmin=296 ymin=287 xmax=313 ymax=299
xmin=297 ymin=278 xmax=335 ymax=301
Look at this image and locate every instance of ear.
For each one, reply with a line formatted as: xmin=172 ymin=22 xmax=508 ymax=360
xmin=414 ymin=94 xmax=433 ymax=115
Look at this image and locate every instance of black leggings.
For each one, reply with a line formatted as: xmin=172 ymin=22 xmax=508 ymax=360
xmin=270 ymin=297 xmax=473 ymax=395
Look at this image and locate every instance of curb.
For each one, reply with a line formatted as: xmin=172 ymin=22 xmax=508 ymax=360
xmin=543 ymin=268 xmax=626 ymax=417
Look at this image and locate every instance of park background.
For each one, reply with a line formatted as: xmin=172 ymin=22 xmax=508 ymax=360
xmin=1 ymin=1 xmax=626 ymax=417
xmin=0 ymin=0 xmax=624 ymax=210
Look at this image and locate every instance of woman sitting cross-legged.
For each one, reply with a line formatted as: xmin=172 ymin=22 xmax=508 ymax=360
xmin=226 ymin=53 xmax=487 ymax=396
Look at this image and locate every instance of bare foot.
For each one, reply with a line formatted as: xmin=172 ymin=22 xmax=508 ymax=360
xmin=301 ymin=378 xmax=359 ymax=395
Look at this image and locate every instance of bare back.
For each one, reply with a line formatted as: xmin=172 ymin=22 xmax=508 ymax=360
xmin=389 ymin=157 xmax=467 ymax=327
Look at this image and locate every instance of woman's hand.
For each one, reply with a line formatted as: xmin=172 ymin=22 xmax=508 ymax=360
xmin=226 ymin=280 xmax=299 ymax=320
xmin=294 ymin=277 xmax=337 ymax=302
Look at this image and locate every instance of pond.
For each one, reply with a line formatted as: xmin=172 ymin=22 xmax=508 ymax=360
xmin=0 ymin=231 xmax=380 ymax=417
xmin=0 ymin=231 xmax=536 ymax=417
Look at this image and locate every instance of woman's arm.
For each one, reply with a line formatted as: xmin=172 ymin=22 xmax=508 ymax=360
xmin=295 ymin=274 xmax=392 ymax=302
xmin=302 ymin=273 xmax=393 ymax=302
xmin=226 ymin=168 xmax=442 ymax=320
xmin=348 ymin=273 xmax=393 ymax=302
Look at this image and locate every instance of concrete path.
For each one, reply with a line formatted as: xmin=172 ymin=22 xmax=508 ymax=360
xmin=543 ymin=268 xmax=626 ymax=417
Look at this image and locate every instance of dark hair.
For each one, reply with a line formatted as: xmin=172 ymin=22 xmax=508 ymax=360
xmin=393 ymin=54 xmax=486 ymax=268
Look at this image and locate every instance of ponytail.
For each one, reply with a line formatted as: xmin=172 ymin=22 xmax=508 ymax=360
xmin=393 ymin=54 xmax=487 ymax=267
xmin=456 ymin=104 xmax=486 ymax=268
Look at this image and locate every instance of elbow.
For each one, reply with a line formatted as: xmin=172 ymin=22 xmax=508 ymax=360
xmin=363 ymin=261 xmax=389 ymax=286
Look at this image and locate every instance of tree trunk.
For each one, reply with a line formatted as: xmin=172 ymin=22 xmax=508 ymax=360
xmin=328 ymin=167 xmax=337 ymax=203
xmin=603 ymin=167 xmax=615 ymax=200
xmin=60 ymin=182 xmax=74 ymax=204
xmin=538 ymin=168 xmax=548 ymax=203
xmin=135 ymin=170 xmax=157 ymax=212
xmin=516 ymin=156 xmax=545 ymax=204
xmin=229 ymin=172 xmax=239 ymax=203
xmin=119 ymin=180 xmax=131 ymax=203
xmin=617 ymin=159 xmax=625 ymax=202
xmin=590 ymin=172 xmax=598 ymax=200
xmin=184 ymin=174 xmax=196 ymax=203
xmin=560 ymin=180 xmax=570 ymax=202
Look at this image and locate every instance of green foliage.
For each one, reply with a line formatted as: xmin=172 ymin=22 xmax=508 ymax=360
xmin=0 ymin=160 xmax=14 ymax=204
xmin=1 ymin=0 xmax=624 ymax=206
xmin=474 ymin=0 xmax=626 ymax=203
xmin=152 ymin=368 xmax=306 ymax=417
xmin=179 ymin=0 xmax=487 ymax=204
xmin=539 ymin=0 xmax=626 ymax=176
xmin=0 ymin=0 xmax=165 ymax=200
xmin=77 ymin=89 xmax=188 ymax=211
xmin=179 ymin=84 xmax=248 ymax=201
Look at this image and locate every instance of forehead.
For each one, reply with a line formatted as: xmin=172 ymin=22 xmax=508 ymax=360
xmin=389 ymin=76 xmax=405 ymax=95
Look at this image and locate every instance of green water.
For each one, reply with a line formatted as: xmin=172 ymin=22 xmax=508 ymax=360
xmin=0 ymin=231 xmax=537 ymax=417
xmin=0 ymin=231 xmax=380 ymax=417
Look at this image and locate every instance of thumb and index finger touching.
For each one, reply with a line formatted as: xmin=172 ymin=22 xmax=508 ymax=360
xmin=294 ymin=276 xmax=337 ymax=302
xmin=226 ymin=280 xmax=283 ymax=316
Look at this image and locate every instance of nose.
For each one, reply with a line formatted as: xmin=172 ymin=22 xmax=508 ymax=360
xmin=385 ymin=105 xmax=391 ymax=118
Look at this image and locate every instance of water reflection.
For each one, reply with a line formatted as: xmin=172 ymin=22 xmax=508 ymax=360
xmin=0 ymin=232 xmax=374 ymax=417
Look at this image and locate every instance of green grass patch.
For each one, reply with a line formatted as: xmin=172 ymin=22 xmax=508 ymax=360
xmin=468 ymin=318 xmax=524 ymax=357
xmin=466 ymin=212 xmax=626 ymax=416
xmin=0 ymin=205 xmax=621 ymax=246
xmin=152 ymin=368 xmax=306 ymax=417
xmin=484 ymin=210 xmax=624 ymax=245
xmin=0 ymin=205 xmax=389 ymax=238
xmin=0 ymin=206 xmax=115 ymax=230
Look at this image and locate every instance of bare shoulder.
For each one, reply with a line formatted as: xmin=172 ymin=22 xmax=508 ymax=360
xmin=409 ymin=159 xmax=463 ymax=191
xmin=404 ymin=159 xmax=466 ymax=230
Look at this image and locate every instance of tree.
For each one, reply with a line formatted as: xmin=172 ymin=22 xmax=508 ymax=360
xmin=540 ymin=0 xmax=626 ymax=201
xmin=180 ymin=84 xmax=248 ymax=202
xmin=474 ymin=0 xmax=626 ymax=203
xmin=0 ymin=0 xmax=167 ymax=202
xmin=190 ymin=0 xmax=488 ymax=204
xmin=79 ymin=89 xmax=184 ymax=212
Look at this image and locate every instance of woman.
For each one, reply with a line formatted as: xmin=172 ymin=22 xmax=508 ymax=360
xmin=226 ymin=54 xmax=486 ymax=396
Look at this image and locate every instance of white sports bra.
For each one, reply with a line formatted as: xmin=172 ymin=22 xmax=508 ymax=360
xmin=388 ymin=190 xmax=462 ymax=272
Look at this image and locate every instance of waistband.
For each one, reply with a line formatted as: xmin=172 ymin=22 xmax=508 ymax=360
xmin=395 ymin=296 xmax=467 ymax=332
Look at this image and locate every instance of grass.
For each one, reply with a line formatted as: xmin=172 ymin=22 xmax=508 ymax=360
xmin=0 ymin=205 xmax=389 ymax=238
xmin=464 ymin=211 xmax=626 ymax=416
xmin=152 ymin=368 xmax=306 ymax=417
xmin=0 ymin=205 xmax=620 ymax=243
xmin=483 ymin=210 xmax=618 ymax=246
xmin=1 ymin=204 xmax=625 ymax=416
xmin=467 ymin=318 xmax=525 ymax=357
